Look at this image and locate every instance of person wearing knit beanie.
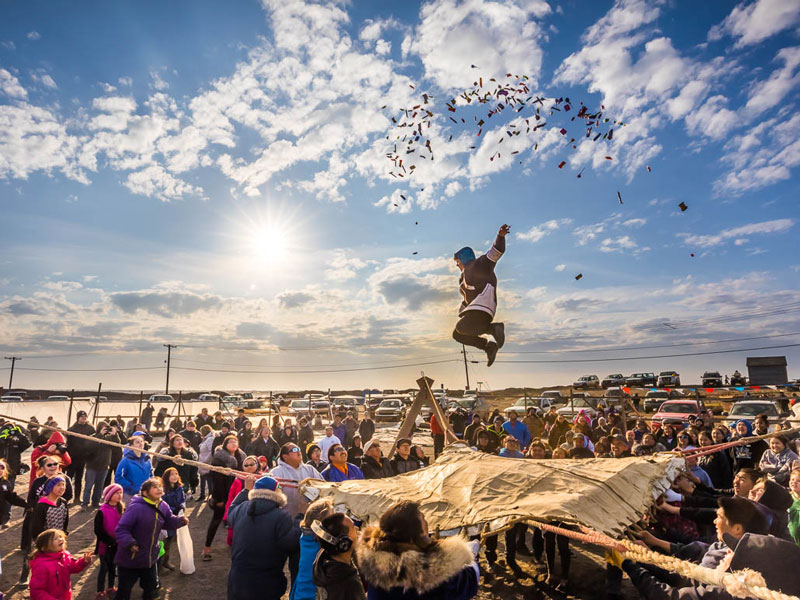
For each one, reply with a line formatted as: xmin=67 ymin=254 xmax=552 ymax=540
xmin=43 ymin=476 xmax=65 ymax=496
xmin=102 ymin=483 xmax=123 ymax=505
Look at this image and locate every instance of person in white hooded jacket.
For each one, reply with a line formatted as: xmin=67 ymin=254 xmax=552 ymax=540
xmin=269 ymin=443 xmax=322 ymax=521
xmin=269 ymin=442 xmax=322 ymax=588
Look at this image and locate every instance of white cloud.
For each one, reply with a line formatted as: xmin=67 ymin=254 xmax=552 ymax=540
xmin=715 ymin=113 xmax=800 ymax=195
xmin=26 ymin=31 xmax=41 ymax=41
xmin=708 ymin=0 xmax=800 ymax=47
xmin=622 ymin=218 xmax=646 ymax=227
xmin=150 ymin=70 xmax=169 ymax=91
xmin=516 ymin=218 xmax=573 ymax=243
xmin=325 ymin=249 xmax=370 ymax=281
xmin=678 ymin=218 xmax=794 ymax=248
xmin=31 ymin=70 xmax=57 ymax=89
xmin=124 ymin=165 xmax=203 ymax=202
xmin=554 ymin=264 xmax=566 ymax=272
xmin=374 ymin=189 xmax=413 ymax=214
xmin=0 ymin=69 xmax=27 ymax=99
xmin=684 ymin=95 xmax=737 ymax=140
xmin=745 ymin=47 xmax=800 ymax=116
xmin=409 ymin=0 xmax=551 ymax=91
xmin=599 ymin=235 xmax=647 ymax=254
xmin=0 ymin=102 xmax=86 ymax=182
xmin=1 ymin=41 xmax=15 ymax=50
xmin=118 ymin=76 xmax=133 ymax=87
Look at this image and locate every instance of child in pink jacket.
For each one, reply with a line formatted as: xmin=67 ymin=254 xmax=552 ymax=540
xmin=29 ymin=528 xmax=94 ymax=600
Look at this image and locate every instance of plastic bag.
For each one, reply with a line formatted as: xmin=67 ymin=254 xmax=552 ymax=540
xmin=176 ymin=524 xmax=195 ymax=575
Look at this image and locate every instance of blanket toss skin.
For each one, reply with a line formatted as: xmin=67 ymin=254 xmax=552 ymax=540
xmin=301 ymin=446 xmax=685 ymax=538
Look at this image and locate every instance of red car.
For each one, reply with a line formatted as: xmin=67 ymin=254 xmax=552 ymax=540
xmin=651 ymin=399 xmax=707 ymax=424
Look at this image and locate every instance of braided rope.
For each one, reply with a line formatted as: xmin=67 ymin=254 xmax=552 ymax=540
xmin=679 ymin=426 xmax=800 ymax=459
xmin=0 ymin=413 xmax=296 ymax=486
xmin=525 ymin=519 xmax=799 ymax=600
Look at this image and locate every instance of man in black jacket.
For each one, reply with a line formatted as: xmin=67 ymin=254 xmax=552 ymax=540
xmin=358 ymin=411 xmax=375 ymax=443
xmin=452 ymin=224 xmax=509 ymax=366
xmin=361 ymin=441 xmax=393 ymax=479
xmin=82 ymin=422 xmax=117 ymax=509
xmin=66 ymin=411 xmax=96 ymax=503
xmin=179 ymin=420 xmax=203 ymax=453
xmin=247 ymin=428 xmax=281 ymax=468
xmin=389 ymin=439 xmax=419 ymax=475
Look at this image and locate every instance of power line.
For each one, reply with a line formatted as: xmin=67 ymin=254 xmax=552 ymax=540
xmin=8 ymin=366 xmax=163 ymax=372
xmin=171 ymin=358 xmax=458 ymax=375
xmin=506 ymin=331 xmax=800 ymax=354
xmin=495 ymin=342 xmax=800 ymax=364
xmin=170 ymin=352 xmax=459 ymax=369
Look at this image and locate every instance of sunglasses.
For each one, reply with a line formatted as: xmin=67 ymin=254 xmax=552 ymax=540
xmin=45 ymin=463 xmax=59 ymax=468
xmin=287 ymin=447 xmax=301 ymax=453
xmin=244 ymin=462 xmax=258 ymax=468
xmin=333 ymin=447 xmax=346 ymax=453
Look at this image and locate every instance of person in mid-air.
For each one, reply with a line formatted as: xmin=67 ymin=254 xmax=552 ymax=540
xmin=453 ymin=224 xmax=509 ymax=366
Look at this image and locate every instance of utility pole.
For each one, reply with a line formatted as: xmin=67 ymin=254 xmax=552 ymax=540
xmin=4 ymin=356 xmax=20 ymax=390
xmin=461 ymin=344 xmax=470 ymax=391
xmin=163 ymin=344 xmax=177 ymax=394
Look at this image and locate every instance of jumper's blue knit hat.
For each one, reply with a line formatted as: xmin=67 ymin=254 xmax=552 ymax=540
xmin=253 ymin=476 xmax=279 ymax=492
xmin=454 ymin=246 xmax=475 ymax=265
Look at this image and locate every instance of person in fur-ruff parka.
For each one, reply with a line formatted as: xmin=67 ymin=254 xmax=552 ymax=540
xmin=356 ymin=501 xmax=479 ymax=600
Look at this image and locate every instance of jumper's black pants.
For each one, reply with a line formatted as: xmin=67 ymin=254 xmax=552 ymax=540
xmin=453 ymin=310 xmax=496 ymax=351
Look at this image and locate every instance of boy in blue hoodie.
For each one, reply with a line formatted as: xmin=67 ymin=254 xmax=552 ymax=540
xmin=290 ymin=498 xmax=335 ymax=600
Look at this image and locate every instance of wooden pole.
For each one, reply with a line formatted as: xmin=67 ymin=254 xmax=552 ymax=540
xmin=67 ymin=389 xmax=75 ymax=426
xmin=387 ymin=376 xmax=458 ymax=459
xmin=138 ymin=391 xmax=144 ymax=420
xmin=93 ymin=383 xmax=102 ymax=426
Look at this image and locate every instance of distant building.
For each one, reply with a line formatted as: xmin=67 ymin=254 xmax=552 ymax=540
xmin=746 ymin=356 xmax=788 ymax=385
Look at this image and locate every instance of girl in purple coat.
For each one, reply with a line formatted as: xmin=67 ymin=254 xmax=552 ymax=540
xmin=114 ymin=477 xmax=188 ymax=600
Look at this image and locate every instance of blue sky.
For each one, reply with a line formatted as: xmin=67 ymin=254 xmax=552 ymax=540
xmin=1 ymin=0 xmax=799 ymax=393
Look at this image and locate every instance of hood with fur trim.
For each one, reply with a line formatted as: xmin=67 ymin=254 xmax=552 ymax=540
xmin=356 ymin=526 xmax=474 ymax=594
xmin=247 ymin=487 xmax=287 ymax=508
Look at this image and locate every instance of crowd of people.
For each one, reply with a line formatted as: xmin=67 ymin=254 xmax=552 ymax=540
xmin=0 ymin=396 xmax=798 ymax=600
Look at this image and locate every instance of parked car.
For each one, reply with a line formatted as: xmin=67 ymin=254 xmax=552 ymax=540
xmin=46 ymin=395 xmax=70 ymax=402
xmin=701 ymin=371 xmax=723 ymax=387
xmin=0 ymin=395 xmax=23 ymax=402
xmin=573 ymin=375 xmax=600 ymax=389
xmin=450 ymin=396 xmax=490 ymax=421
xmin=603 ymin=387 xmax=628 ymax=400
xmin=626 ymin=372 xmax=657 ymax=387
xmin=556 ymin=397 xmax=598 ymax=419
xmin=222 ymin=395 xmax=244 ymax=408
xmin=644 ymin=390 xmax=670 ymax=412
xmin=331 ymin=395 xmax=360 ymax=417
xmin=505 ymin=397 xmax=539 ymax=418
xmin=602 ymin=374 xmax=626 ymax=389
xmin=374 ymin=399 xmax=406 ymax=423
xmin=148 ymin=394 xmax=174 ymax=404
xmin=730 ymin=371 xmax=747 ymax=386
xmin=541 ymin=390 xmax=567 ymax=405
xmin=288 ymin=399 xmax=312 ymax=419
xmin=724 ymin=401 xmax=785 ymax=431
xmin=197 ymin=393 xmax=220 ymax=404
xmin=310 ymin=398 xmax=331 ymax=415
xmin=657 ymin=371 xmax=681 ymax=387
xmin=652 ymin=399 xmax=707 ymax=424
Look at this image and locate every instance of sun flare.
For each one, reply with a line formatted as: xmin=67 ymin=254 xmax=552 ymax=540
xmin=251 ymin=224 xmax=289 ymax=264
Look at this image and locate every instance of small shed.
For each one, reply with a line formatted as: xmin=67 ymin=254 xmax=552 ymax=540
xmin=746 ymin=356 xmax=788 ymax=385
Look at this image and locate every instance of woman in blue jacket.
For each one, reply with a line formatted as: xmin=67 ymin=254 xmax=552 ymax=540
xmin=115 ymin=435 xmax=153 ymax=503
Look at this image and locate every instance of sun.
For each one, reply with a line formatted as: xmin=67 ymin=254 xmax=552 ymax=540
xmin=251 ymin=224 xmax=289 ymax=265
